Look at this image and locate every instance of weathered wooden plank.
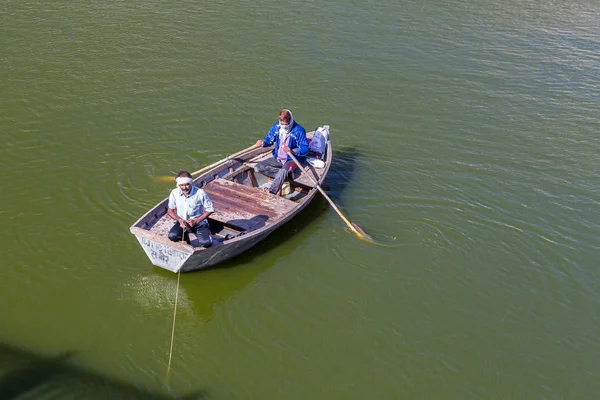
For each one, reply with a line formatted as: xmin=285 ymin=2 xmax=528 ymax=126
xmin=204 ymin=178 xmax=297 ymax=232
xmin=208 ymin=191 xmax=278 ymax=219
xmin=152 ymin=214 xmax=175 ymax=236
xmin=206 ymin=195 xmax=274 ymax=231
xmin=247 ymin=169 xmax=258 ymax=187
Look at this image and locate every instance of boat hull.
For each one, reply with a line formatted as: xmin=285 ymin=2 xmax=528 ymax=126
xmin=131 ymin=189 xmax=316 ymax=273
xmin=133 ymin=234 xmax=193 ymax=272
xmin=180 ymin=228 xmax=273 ymax=272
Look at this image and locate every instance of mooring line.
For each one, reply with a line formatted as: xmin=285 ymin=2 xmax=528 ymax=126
xmin=166 ymin=268 xmax=181 ymax=380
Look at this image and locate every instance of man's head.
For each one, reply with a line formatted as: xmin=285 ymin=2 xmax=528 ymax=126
xmin=279 ymin=109 xmax=292 ymax=126
xmin=278 ymin=109 xmax=294 ymax=134
xmin=176 ymin=170 xmax=193 ymax=195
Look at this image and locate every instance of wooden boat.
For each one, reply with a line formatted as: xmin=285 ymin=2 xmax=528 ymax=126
xmin=130 ymin=129 xmax=332 ymax=273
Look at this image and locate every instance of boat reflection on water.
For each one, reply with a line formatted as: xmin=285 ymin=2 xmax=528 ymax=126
xmin=124 ymin=196 xmax=327 ymax=321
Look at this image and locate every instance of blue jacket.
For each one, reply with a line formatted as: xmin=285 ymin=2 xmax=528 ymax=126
xmin=262 ymin=120 xmax=309 ymax=162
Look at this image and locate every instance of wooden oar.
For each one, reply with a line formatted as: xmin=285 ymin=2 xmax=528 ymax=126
xmin=287 ymin=151 xmax=372 ymax=242
xmin=154 ymin=144 xmax=260 ymax=183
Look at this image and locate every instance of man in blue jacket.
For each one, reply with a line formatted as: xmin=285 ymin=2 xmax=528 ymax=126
xmin=254 ymin=109 xmax=309 ymax=195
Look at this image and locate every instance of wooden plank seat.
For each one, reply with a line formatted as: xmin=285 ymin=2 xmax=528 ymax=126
xmin=204 ymin=178 xmax=297 ymax=232
xmin=290 ymin=161 xmax=323 ymax=189
xmin=242 ymin=136 xmax=327 ymax=189
xmin=246 ymin=157 xmax=325 ymax=190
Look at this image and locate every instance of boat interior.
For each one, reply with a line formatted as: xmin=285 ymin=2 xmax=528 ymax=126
xmin=137 ymin=132 xmax=330 ymax=248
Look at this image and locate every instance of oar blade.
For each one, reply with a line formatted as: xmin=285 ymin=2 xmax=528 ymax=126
xmin=350 ymin=222 xmax=374 ymax=243
xmin=154 ymin=176 xmax=175 ymax=184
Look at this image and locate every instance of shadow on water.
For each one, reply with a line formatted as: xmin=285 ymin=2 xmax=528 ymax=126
xmin=0 ymin=342 xmax=207 ymax=400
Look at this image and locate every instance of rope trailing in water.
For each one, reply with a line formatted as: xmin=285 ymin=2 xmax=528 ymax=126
xmin=166 ymin=269 xmax=181 ymax=380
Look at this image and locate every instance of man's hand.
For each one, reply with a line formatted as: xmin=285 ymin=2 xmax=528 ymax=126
xmin=255 ymin=139 xmax=263 ymax=147
xmin=283 ymin=145 xmax=291 ymax=154
xmin=179 ymin=219 xmax=188 ymax=229
xmin=186 ymin=218 xmax=197 ymax=227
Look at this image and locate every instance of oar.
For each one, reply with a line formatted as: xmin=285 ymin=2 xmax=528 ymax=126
xmin=154 ymin=144 xmax=260 ymax=183
xmin=287 ymin=151 xmax=372 ymax=242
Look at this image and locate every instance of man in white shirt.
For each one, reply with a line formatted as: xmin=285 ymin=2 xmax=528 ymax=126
xmin=167 ymin=171 xmax=215 ymax=247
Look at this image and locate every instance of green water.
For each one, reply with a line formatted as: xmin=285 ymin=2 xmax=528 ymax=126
xmin=2 ymin=0 xmax=600 ymax=398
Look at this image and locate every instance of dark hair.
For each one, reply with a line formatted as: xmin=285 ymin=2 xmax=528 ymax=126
xmin=177 ymin=170 xmax=192 ymax=178
xmin=279 ymin=109 xmax=291 ymax=124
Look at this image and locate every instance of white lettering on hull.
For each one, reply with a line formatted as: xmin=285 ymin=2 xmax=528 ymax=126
xmin=136 ymin=236 xmax=190 ymax=272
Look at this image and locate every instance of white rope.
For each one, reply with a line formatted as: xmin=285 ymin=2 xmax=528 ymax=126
xmin=166 ymin=269 xmax=181 ymax=380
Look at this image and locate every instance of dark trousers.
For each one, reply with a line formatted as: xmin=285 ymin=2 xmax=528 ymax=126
xmin=254 ymin=158 xmax=297 ymax=194
xmin=168 ymin=222 xmax=212 ymax=247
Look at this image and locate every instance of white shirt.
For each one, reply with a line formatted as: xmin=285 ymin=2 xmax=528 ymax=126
xmin=168 ymin=186 xmax=214 ymax=224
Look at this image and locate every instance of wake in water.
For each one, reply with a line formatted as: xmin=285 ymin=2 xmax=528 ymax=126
xmin=120 ymin=274 xmax=193 ymax=313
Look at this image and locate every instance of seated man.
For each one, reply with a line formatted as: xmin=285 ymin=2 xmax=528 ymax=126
xmin=254 ymin=109 xmax=309 ymax=195
xmin=167 ymin=171 xmax=214 ymax=247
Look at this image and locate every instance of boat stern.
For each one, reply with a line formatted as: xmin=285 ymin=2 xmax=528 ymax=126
xmin=131 ymin=228 xmax=193 ymax=272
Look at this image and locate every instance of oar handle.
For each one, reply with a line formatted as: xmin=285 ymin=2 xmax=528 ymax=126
xmin=191 ymin=144 xmax=260 ymax=177
xmin=286 ymin=151 xmax=361 ymax=236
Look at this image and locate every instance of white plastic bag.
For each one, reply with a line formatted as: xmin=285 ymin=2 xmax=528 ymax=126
xmin=320 ymin=125 xmax=330 ymax=141
xmin=309 ymin=125 xmax=329 ymax=156
xmin=307 ymin=157 xmax=325 ymax=169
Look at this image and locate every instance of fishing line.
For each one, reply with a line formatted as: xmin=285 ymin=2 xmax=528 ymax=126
xmin=166 ymin=268 xmax=181 ymax=380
